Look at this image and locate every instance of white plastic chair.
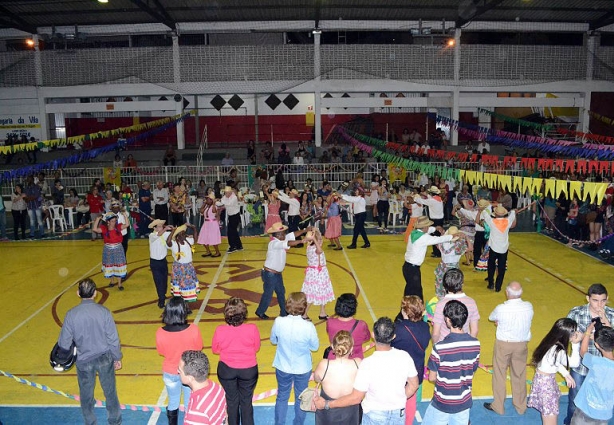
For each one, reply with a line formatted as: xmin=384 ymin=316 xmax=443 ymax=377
xmin=388 ymin=200 xmax=401 ymax=226
xmin=48 ymin=204 xmax=67 ymax=232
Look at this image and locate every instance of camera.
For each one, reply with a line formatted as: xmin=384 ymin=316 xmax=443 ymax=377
xmin=591 ymin=316 xmax=604 ymax=331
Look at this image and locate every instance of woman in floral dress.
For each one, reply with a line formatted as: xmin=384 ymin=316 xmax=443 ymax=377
xmin=301 ymin=229 xmax=335 ymax=320
xmin=167 ymin=223 xmax=200 ymax=311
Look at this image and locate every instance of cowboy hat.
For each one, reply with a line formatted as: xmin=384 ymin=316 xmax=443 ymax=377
xmin=494 ymin=205 xmax=508 ymax=217
xmin=266 ymin=222 xmax=289 ymax=234
xmin=445 ymin=226 xmax=459 ymax=236
xmin=477 ymin=199 xmax=491 ymax=209
xmin=171 ymin=224 xmax=188 ymax=240
xmin=428 ymin=185 xmax=441 ymax=194
xmin=290 ymin=189 xmax=299 ymax=195
xmin=271 ymin=190 xmax=279 ymax=198
xmin=415 ymin=216 xmax=434 ymax=228
xmin=224 ymin=186 xmax=233 ymax=192
xmin=148 ymin=219 xmax=166 ymax=229
xmin=207 ymin=192 xmax=216 ymax=200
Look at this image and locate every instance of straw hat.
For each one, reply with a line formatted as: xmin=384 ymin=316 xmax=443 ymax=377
xmin=428 ymin=185 xmax=441 ymax=194
xmin=271 ymin=190 xmax=279 ymax=198
xmin=224 ymin=186 xmax=233 ymax=192
xmin=415 ymin=216 xmax=434 ymax=228
xmin=148 ymin=219 xmax=166 ymax=229
xmin=103 ymin=212 xmax=117 ymax=222
xmin=445 ymin=226 xmax=459 ymax=236
xmin=172 ymin=224 xmax=188 ymax=240
xmin=477 ymin=199 xmax=491 ymax=209
xmin=494 ymin=205 xmax=508 ymax=217
xmin=290 ymin=189 xmax=299 ymax=196
xmin=206 ymin=192 xmax=215 ymax=200
xmin=110 ymin=200 xmax=121 ymax=208
xmin=266 ymin=222 xmax=288 ymax=234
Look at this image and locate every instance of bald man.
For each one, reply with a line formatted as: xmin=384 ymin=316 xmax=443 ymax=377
xmin=484 ymin=282 xmax=534 ymax=416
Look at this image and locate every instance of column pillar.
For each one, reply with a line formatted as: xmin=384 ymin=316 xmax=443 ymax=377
xmin=172 ymin=35 xmax=184 ymax=149
xmin=451 ymin=29 xmax=461 ymax=146
xmin=313 ymin=30 xmax=322 ymax=147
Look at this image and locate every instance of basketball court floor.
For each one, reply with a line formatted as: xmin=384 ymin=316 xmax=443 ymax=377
xmin=0 ymin=219 xmax=613 ymax=424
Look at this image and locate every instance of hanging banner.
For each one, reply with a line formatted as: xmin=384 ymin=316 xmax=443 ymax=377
xmin=0 ymin=114 xmax=43 ymax=144
xmin=103 ymin=167 xmax=121 ymax=189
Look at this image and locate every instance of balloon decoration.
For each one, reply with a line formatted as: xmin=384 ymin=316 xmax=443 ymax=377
xmin=338 ymin=126 xmax=609 ymax=203
xmin=0 ymin=112 xmax=191 ymax=183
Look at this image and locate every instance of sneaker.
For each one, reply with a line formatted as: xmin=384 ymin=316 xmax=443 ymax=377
xmin=227 ymin=247 xmax=238 ymax=254
xmin=237 ymin=247 xmax=244 ymax=251
xmin=361 ymin=243 xmax=371 ymax=248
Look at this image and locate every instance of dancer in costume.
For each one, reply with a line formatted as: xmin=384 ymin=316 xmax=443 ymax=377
xmin=301 ymin=229 xmax=335 ymax=320
xmin=167 ymin=223 xmax=200 ymax=309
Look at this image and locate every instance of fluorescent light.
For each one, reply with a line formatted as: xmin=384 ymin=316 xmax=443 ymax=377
xmin=98 ymin=0 xmax=109 ymax=3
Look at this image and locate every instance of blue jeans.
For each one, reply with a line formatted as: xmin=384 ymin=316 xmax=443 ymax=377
xmin=422 ymin=404 xmax=470 ymax=425
xmin=275 ymin=369 xmax=310 ymax=425
xmin=27 ymin=207 xmax=44 ymax=237
xmin=76 ymin=352 xmax=121 ymax=425
xmin=564 ymin=370 xmax=586 ymax=425
xmin=163 ymin=372 xmax=191 ymax=411
xmin=255 ymin=270 xmax=287 ymax=317
xmin=362 ymin=408 xmax=406 ymax=425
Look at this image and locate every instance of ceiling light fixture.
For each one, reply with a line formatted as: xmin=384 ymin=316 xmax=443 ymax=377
xmin=98 ymin=0 xmax=109 ymax=3
xmin=25 ymin=39 xmax=35 ymax=47
xmin=447 ymin=39 xmax=455 ymax=47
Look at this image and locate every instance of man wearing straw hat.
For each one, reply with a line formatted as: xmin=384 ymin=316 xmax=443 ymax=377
xmin=148 ymin=219 xmax=172 ymax=309
xmin=403 ymin=216 xmax=456 ymax=302
xmin=479 ymin=205 xmax=516 ymax=292
xmin=414 ymin=186 xmax=445 ymax=258
xmin=255 ymin=222 xmax=310 ymax=320
xmin=278 ymin=188 xmax=301 ymax=232
xmin=221 ymin=186 xmax=243 ymax=254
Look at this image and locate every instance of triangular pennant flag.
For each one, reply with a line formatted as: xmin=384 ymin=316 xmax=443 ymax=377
xmin=545 ymin=178 xmax=556 ymax=198
xmin=595 ymin=183 xmax=608 ymax=203
xmin=570 ymin=181 xmax=582 ymax=200
xmin=522 ymin=177 xmax=532 ymax=196
xmin=555 ymin=180 xmax=568 ymax=199
xmin=512 ymin=176 xmax=522 ymax=192
xmin=531 ymin=178 xmax=543 ymax=196
xmin=582 ymin=182 xmax=594 ymax=202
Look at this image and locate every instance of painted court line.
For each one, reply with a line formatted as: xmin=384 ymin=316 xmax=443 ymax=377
xmin=0 ymin=262 xmax=101 ymax=345
xmin=341 ymin=250 xmax=377 ymax=323
xmin=147 ymin=254 xmax=228 ymax=425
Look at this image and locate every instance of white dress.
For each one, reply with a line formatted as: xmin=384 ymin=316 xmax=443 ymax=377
xmin=301 ymin=244 xmax=335 ymax=306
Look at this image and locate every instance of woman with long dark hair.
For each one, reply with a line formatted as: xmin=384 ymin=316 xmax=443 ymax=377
xmin=156 ymin=297 xmax=203 ymax=425
xmin=527 ymin=318 xmax=582 ymax=425
xmin=212 ymin=297 xmax=261 ymax=425
xmin=92 ymin=212 xmax=127 ymax=290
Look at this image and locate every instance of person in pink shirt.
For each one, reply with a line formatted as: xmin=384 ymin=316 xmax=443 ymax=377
xmin=156 ymin=297 xmax=204 ymax=425
xmin=212 ymin=297 xmax=261 ymax=425
xmin=431 ymin=269 xmax=480 ymax=344
xmin=325 ymin=293 xmax=371 ymax=360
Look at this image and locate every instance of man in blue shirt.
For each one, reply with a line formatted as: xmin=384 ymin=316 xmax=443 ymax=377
xmin=58 ymin=279 xmax=123 ymax=425
xmin=571 ymin=323 xmax=614 ymax=424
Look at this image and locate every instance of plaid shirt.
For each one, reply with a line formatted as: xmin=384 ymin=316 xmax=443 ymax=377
xmin=567 ymin=304 xmax=614 ymax=375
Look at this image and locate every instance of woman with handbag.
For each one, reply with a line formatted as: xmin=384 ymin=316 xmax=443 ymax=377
xmin=325 ymin=294 xmax=371 ymax=360
xmin=391 ymin=296 xmax=431 ymax=425
xmin=312 ymin=330 xmax=361 ymax=425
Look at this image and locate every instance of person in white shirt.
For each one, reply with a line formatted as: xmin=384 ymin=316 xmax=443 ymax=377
xmin=278 ymin=189 xmax=301 ymax=232
xmin=110 ymin=200 xmax=131 ymax=262
xmin=414 ymin=186 xmax=445 ymax=258
xmin=342 ymin=187 xmax=370 ymax=249
xmin=254 ymin=222 xmax=310 ymax=320
xmin=313 ymin=317 xmax=419 ymax=425
xmin=148 ymin=219 xmax=172 ymax=309
xmin=484 ymin=282 xmax=534 ymax=416
xmin=221 ymin=186 xmax=243 ymax=253
xmin=527 ymin=318 xmax=582 ymax=425
xmin=153 ymin=181 xmax=170 ymax=223
xmin=477 ymin=141 xmax=490 ymax=154
xmin=403 ymin=216 xmax=455 ymax=301
xmin=479 ymin=205 xmax=516 ymax=292
xmin=221 ymin=152 xmax=234 ymax=166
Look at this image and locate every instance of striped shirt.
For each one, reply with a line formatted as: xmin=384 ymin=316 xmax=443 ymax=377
xmin=489 ymin=298 xmax=533 ymax=342
xmin=184 ymin=380 xmax=227 ymax=425
xmin=428 ymin=333 xmax=480 ymax=414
